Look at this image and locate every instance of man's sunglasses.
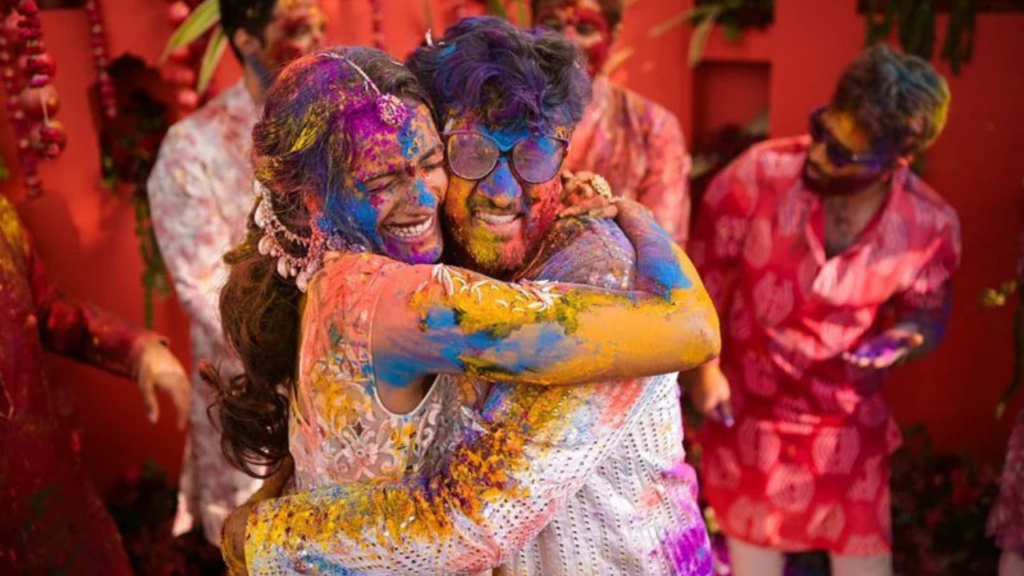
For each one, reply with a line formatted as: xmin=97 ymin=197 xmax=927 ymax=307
xmin=809 ymin=107 xmax=895 ymax=171
xmin=444 ymin=130 xmax=570 ymax=184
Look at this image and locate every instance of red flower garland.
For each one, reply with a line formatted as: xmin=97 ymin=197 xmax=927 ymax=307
xmin=84 ymin=0 xmax=117 ymax=121
xmin=1 ymin=0 xmax=64 ymax=198
xmin=369 ymin=0 xmax=384 ymax=50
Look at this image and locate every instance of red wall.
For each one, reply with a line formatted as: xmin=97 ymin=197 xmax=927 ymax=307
xmin=0 ymin=0 xmax=1020 ymax=496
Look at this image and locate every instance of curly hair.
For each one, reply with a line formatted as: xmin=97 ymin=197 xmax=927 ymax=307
xmin=203 ymin=46 xmax=430 ymax=477
xmin=831 ymin=43 xmax=951 ymax=156
xmin=406 ymin=16 xmax=591 ymax=132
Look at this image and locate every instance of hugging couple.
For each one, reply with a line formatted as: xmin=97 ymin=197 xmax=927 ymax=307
xmin=209 ymin=15 xmax=719 ymax=576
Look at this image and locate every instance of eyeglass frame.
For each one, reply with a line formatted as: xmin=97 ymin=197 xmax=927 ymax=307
xmin=808 ymin=107 xmax=898 ymax=171
xmin=442 ymin=129 xmax=571 ymax=185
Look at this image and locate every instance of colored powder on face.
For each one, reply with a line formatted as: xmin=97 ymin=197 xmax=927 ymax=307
xmin=415 ymin=180 xmax=438 ymax=210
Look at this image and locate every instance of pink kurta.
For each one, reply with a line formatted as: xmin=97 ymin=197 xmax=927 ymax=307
xmin=689 ymin=137 xmax=961 ymax=555
xmin=565 ymin=76 xmax=692 ymax=246
xmin=0 ymin=194 xmax=161 ymax=575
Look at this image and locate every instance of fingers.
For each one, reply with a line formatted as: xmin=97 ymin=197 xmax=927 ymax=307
xmin=169 ymin=374 xmax=191 ymax=431
xmin=843 ymin=344 xmax=911 ymax=370
xmin=561 ymin=170 xmax=600 ymax=200
xmin=716 ymin=401 xmax=735 ymax=428
xmin=138 ymin=372 xmax=160 ymax=424
xmin=558 ymin=198 xmax=618 ymax=220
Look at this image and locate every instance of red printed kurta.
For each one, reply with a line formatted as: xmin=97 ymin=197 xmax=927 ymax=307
xmin=565 ymin=76 xmax=692 ymax=246
xmin=688 ymin=137 xmax=961 ymax=555
xmin=0 ymin=194 xmax=162 ymax=575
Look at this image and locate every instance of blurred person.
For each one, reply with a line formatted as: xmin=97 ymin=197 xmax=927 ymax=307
xmin=533 ymin=0 xmax=692 ymax=246
xmin=146 ymin=0 xmax=326 ymax=545
xmin=687 ymin=44 xmax=959 ymax=576
xmin=0 ymin=194 xmax=189 ymax=575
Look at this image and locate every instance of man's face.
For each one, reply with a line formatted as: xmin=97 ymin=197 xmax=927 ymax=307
xmin=803 ymin=107 xmax=899 ymax=197
xmin=261 ymin=0 xmax=327 ymax=72
xmin=535 ymin=0 xmax=615 ymax=78
xmin=441 ymin=110 xmax=570 ymax=278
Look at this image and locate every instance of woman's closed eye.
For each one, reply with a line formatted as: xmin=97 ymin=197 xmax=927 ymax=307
xmin=364 ymin=176 xmax=397 ymax=194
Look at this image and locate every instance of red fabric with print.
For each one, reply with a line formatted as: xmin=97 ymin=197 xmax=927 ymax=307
xmin=689 ymin=137 xmax=961 ymax=555
xmin=0 ymin=195 xmax=158 ymax=575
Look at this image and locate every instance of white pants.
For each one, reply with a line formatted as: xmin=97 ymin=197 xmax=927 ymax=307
xmin=1001 ymin=550 xmax=1024 ymax=576
xmin=727 ymin=538 xmax=893 ymax=576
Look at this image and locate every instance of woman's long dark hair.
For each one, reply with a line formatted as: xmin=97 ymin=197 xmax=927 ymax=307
xmin=202 ymin=46 xmax=430 ymax=477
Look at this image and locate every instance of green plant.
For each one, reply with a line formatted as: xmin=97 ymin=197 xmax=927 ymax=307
xmin=161 ymin=0 xmax=224 ymax=93
xmin=649 ymin=0 xmax=774 ymax=66
xmin=863 ymin=0 xmax=976 ymax=75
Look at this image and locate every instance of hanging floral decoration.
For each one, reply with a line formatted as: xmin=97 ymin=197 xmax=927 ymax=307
xmin=649 ymin=0 xmax=774 ymax=67
xmin=369 ymin=0 xmax=384 ymax=49
xmin=0 ymin=0 xmax=66 ymax=198
xmin=98 ymin=0 xmax=223 ymax=325
xmin=862 ymin=0 xmax=977 ymax=76
xmin=97 ymin=55 xmax=176 ymax=326
xmin=85 ymin=0 xmax=117 ymax=121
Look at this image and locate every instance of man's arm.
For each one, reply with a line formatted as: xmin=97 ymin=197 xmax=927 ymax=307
xmin=15 ymin=203 xmax=164 ymax=378
xmin=8 ymin=197 xmax=191 ymax=426
xmin=147 ymin=126 xmax=240 ymax=347
xmin=636 ymin=105 xmax=692 ymax=247
xmin=845 ymin=211 xmax=962 ymax=369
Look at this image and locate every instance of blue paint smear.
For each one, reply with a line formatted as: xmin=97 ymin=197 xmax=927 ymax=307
xmin=414 ymin=180 xmax=438 ymax=210
xmin=295 ymin=550 xmax=366 ymax=576
xmin=635 ymin=222 xmax=692 ymax=300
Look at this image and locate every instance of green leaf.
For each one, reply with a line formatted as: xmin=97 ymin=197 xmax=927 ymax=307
xmin=159 ymin=0 xmax=221 ymax=63
xmin=688 ymin=6 xmax=723 ymax=68
xmin=722 ymin=22 xmax=741 ymax=43
xmin=196 ymin=26 xmax=228 ymax=94
xmin=648 ymin=6 xmax=714 ymax=39
xmin=516 ymin=0 xmax=527 ymax=26
xmin=486 ymin=0 xmax=507 ymax=18
xmin=746 ymin=107 xmax=770 ymax=136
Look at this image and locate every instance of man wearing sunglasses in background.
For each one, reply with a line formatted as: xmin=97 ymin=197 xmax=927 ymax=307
xmin=686 ymin=44 xmax=960 ymax=576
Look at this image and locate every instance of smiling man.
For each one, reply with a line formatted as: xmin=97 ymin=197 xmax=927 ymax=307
xmin=687 ymin=44 xmax=960 ymax=576
xmin=147 ymin=0 xmax=326 ymax=545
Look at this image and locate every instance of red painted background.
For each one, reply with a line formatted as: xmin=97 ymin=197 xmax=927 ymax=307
xmin=0 ymin=0 xmax=1020 ymax=497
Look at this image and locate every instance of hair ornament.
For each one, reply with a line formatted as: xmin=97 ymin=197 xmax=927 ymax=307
xmin=253 ymin=180 xmax=367 ymax=292
xmin=322 ymin=52 xmax=410 ymax=128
